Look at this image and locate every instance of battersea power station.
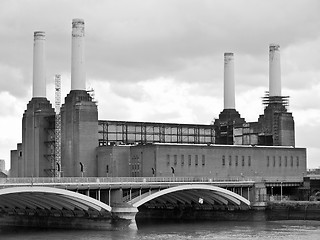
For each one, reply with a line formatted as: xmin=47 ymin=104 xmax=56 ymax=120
xmin=10 ymin=19 xmax=306 ymax=182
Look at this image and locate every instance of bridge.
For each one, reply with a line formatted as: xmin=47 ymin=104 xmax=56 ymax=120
xmin=0 ymin=176 xmax=302 ymax=228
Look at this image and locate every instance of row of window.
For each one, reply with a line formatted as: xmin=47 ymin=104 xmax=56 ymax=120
xmin=222 ymin=155 xmax=301 ymax=168
xmin=131 ymin=162 xmax=140 ymax=170
xmin=267 ymin=156 xmax=299 ymax=168
xmin=131 ymin=154 xmax=301 ymax=170
xmin=167 ymin=154 xmax=206 ymax=167
xmin=222 ymin=155 xmax=251 ymax=167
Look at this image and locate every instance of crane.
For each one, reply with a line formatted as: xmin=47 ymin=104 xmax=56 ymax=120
xmin=55 ymin=74 xmax=61 ymax=177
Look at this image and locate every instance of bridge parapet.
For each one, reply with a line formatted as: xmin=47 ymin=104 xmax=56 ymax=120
xmin=1 ymin=176 xmax=255 ymax=187
xmin=1 ymin=176 xmax=302 ymax=186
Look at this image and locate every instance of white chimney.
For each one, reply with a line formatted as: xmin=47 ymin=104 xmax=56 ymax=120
xmin=32 ymin=31 xmax=46 ymax=98
xmin=71 ymin=19 xmax=86 ymax=90
xmin=269 ymin=44 xmax=281 ymax=97
xmin=224 ymin=52 xmax=235 ymax=109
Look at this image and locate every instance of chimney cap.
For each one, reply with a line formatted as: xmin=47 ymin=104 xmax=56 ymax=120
xmin=224 ymin=52 xmax=234 ymax=56
xmin=34 ymin=31 xmax=45 ymax=40
xmin=72 ymin=18 xmax=85 ymax=24
xmin=269 ymin=43 xmax=280 ymax=51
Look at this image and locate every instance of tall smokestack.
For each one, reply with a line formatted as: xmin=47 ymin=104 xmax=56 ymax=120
xmin=224 ymin=53 xmax=235 ymax=109
xmin=32 ymin=31 xmax=46 ymax=98
xmin=269 ymin=44 xmax=281 ymax=97
xmin=71 ymin=19 xmax=86 ymax=90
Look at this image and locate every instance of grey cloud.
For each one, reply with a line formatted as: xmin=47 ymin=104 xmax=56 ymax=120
xmin=110 ymin=82 xmax=147 ymax=102
xmin=143 ymin=111 xmax=182 ymax=124
xmin=0 ymin=65 xmax=31 ymax=97
xmin=1 ymin=0 xmax=320 ymax=98
xmin=296 ymin=125 xmax=320 ymax=149
xmin=84 ymin=0 xmax=320 ymax=85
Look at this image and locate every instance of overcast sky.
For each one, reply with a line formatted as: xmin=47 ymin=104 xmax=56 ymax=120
xmin=0 ymin=0 xmax=319 ymax=170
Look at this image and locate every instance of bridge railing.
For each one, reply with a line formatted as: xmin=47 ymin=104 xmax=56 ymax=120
xmin=1 ymin=176 xmax=253 ymax=185
xmin=250 ymin=176 xmax=303 ymax=183
xmin=0 ymin=176 xmax=302 ymax=185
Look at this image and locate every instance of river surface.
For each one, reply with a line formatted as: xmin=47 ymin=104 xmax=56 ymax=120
xmin=1 ymin=220 xmax=320 ymax=240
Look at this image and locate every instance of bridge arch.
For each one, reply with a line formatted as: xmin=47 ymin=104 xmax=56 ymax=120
xmin=128 ymin=184 xmax=250 ymax=208
xmin=0 ymin=186 xmax=111 ymax=217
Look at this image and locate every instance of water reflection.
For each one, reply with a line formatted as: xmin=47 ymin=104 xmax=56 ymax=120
xmin=1 ymin=220 xmax=320 ymax=240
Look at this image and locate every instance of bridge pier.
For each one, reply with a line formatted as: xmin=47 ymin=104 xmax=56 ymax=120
xmin=111 ymin=205 xmax=138 ymax=229
xmin=253 ymin=182 xmax=267 ymax=209
xmin=110 ymin=189 xmax=123 ymax=204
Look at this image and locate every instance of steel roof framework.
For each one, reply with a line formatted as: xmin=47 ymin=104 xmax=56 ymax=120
xmin=98 ymin=120 xmax=215 ymax=146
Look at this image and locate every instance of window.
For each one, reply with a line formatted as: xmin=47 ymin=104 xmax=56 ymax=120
xmin=195 ymin=155 xmax=198 ymax=166
xmin=19 ymin=151 xmax=22 ymax=157
xmin=248 ymin=156 xmax=251 ymax=167
xmin=202 ymin=155 xmax=205 ymax=166
xmin=174 ymin=155 xmax=177 ymax=165
xmin=235 ymin=156 xmax=238 ymax=166
xmin=267 ymin=156 xmax=270 ymax=167
xmin=285 ymin=156 xmax=288 ymax=167
xmin=222 ymin=155 xmax=225 ymax=166
xmin=291 ymin=156 xmax=293 ymax=167
xmin=273 ymin=156 xmax=276 ymax=167
xmin=181 ymin=155 xmax=184 ymax=166
xmin=279 ymin=156 xmax=282 ymax=167
xmin=242 ymin=156 xmax=245 ymax=166
xmin=188 ymin=155 xmax=192 ymax=166
xmin=296 ymin=157 xmax=299 ymax=167
xmin=166 ymin=154 xmax=170 ymax=166
xmin=229 ymin=156 xmax=232 ymax=166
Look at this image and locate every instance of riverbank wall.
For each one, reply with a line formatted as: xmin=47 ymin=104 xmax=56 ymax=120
xmin=136 ymin=201 xmax=320 ymax=222
xmin=266 ymin=201 xmax=320 ymax=221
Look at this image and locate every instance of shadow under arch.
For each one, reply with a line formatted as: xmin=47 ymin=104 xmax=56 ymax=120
xmin=0 ymin=186 xmax=112 ymax=216
xmin=128 ymin=184 xmax=250 ymax=209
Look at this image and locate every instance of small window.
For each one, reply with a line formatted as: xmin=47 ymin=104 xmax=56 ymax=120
xmin=273 ymin=156 xmax=276 ymax=167
xmin=166 ymin=154 xmax=170 ymax=166
xmin=248 ymin=156 xmax=251 ymax=167
xmin=174 ymin=155 xmax=177 ymax=165
xmin=285 ymin=156 xmax=288 ymax=167
xmin=235 ymin=156 xmax=238 ymax=166
xmin=296 ymin=157 xmax=299 ymax=167
xmin=195 ymin=155 xmax=198 ymax=166
xmin=19 ymin=151 xmax=22 ymax=157
xmin=291 ymin=156 xmax=293 ymax=167
xmin=229 ymin=155 xmax=232 ymax=166
xmin=188 ymin=155 xmax=192 ymax=166
xmin=242 ymin=156 xmax=245 ymax=166
xmin=202 ymin=155 xmax=205 ymax=166
xmin=222 ymin=155 xmax=225 ymax=166
xmin=181 ymin=155 xmax=184 ymax=166
xmin=267 ymin=156 xmax=270 ymax=167
xmin=279 ymin=156 xmax=282 ymax=167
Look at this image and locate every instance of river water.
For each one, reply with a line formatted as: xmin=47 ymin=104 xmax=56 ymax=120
xmin=1 ymin=220 xmax=320 ymax=240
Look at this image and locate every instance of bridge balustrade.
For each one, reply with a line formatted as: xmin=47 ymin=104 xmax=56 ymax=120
xmin=1 ymin=176 xmax=303 ymax=186
xmin=2 ymin=176 xmax=257 ymax=185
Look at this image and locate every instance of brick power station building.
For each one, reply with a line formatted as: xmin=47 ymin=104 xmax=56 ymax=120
xmin=10 ymin=19 xmax=306 ymax=184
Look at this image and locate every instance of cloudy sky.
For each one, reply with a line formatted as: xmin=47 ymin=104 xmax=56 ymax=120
xmin=0 ymin=0 xmax=319 ymax=170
